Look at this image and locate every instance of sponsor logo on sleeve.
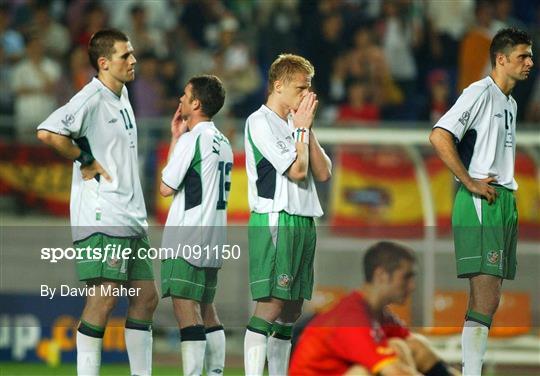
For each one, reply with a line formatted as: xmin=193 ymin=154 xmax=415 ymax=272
xmin=458 ymin=110 xmax=470 ymax=126
xmin=61 ymin=114 xmax=75 ymax=127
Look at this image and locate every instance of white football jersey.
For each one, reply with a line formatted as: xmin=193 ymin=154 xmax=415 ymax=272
xmin=37 ymin=77 xmax=148 ymax=241
xmin=434 ymin=76 xmax=518 ymax=190
xmin=161 ymin=121 xmax=233 ymax=268
xmin=245 ymin=105 xmax=323 ymax=217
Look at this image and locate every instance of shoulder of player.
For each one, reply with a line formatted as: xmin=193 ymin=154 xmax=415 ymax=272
xmin=62 ymin=82 xmax=102 ymax=116
xmin=246 ymin=108 xmax=271 ymax=128
xmin=456 ymin=79 xmax=493 ymax=109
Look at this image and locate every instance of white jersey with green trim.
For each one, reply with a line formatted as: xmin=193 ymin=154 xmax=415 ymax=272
xmin=37 ymin=77 xmax=147 ymax=241
xmin=433 ymin=76 xmax=518 ymax=190
xmin=245 ymin=105 xmax=323 ymax=217
xmin=161 ymin=121 xmax=233 ymax=268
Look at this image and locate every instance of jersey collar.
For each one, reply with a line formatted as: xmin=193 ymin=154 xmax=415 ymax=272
xmin=92 ymin=77 xmax=124 ymax=101
xmin=190 ymin=121 xmax=213 ymax=135
xmin=487 ymin=75 xmax=512 ymax=101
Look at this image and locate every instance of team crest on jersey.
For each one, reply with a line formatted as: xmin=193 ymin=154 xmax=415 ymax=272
xmin=277 ymin=274 xmax=291 ymax=288
xmin=61 ymin=114 xmax=75 ymax=127
xmin=458 ymin=110 xmax=470 ymax=126
xmin=276 ymin=141 xmax=289 ymax=154
xmin=487 ymin=251 xmax=500 ymax=264
xmin=107 ymin=257 xmax=120 ymax=268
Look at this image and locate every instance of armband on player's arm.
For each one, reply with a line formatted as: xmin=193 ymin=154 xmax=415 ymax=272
xmin=75 ymin=150 xmax=95 ymax=167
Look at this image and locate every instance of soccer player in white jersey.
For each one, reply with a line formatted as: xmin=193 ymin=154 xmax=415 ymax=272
xmin=159 ymin=75 xmax=232 ymax=376
xmin=243 ymin=53 xmax=332 ymax=376
xmin=37 ymin=29 xmax=158 ymax=376
xmin=430 ymin=28 xmax=533 ymax=375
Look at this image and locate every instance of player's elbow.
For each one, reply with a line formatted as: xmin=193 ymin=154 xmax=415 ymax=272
xmin=287 ymin=169 xmax=307 ymax=182
xmin=314 ymin=169 xmax=332 ymax=182
xmin=37 ymin=130 xmax=52 ymax=145
xmin=159 ymin=182 xmax=175 ymax=197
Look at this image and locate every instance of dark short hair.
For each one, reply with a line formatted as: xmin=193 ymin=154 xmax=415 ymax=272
xmin=88 ymin=29 xmax=129 ymax=71
xmin=187 ymin=75 xmax=226 ymax=118
xmin=363 ymin=241 xmax=416 ymax=282
xmin=490 ymin=27 xmax=532 ymax=67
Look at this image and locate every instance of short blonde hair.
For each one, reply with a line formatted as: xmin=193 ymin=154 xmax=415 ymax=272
xmin=268 ymin=53 xmax=315 ymax=94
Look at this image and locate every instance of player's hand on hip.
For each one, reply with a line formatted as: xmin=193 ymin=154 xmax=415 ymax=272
xmin=291 ymin=92 xmax=318 ymax=129
xmin=171 ymin=103 xmax=187 ymax=139
xmin=466 ymin=177 xmax=498 ymax=204
xmin=81 ymin=160 xmax=111 ymax=182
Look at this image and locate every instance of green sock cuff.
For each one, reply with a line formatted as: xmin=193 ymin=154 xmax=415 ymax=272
xmin=247 ymin=316 xmax=273 ymax=336
xmin=79 ymin=319 xmax=105 ymax=337
xmin=466 ymin=310 xmax=492 ymax=328
xmin=80 ymin=319 xmax=105 ymax=334
xmin=126 ymin=317 xmax=153 ymax=326
xmin=271 ymin=322 xmax=293 ymax=339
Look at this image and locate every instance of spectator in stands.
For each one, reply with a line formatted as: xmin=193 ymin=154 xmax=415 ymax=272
xmin=0 ymin=3 xmax=25 ymax=116
xmin=525 ymin=76 xmax=540 ymax=122
xmin=377 ymin=0 xmax=422 ymax=100
xmin=425 ymin=69 xmax=451 ymax=123
xmin=290 ymin=241 xmax=460 ymax=376
xmin=69 ymin=45 xmax=94 ymax=92
xmin=492 ymin=0 xmax=528 ymax=32
xmin=457 ymin=0 xmax=495 ymax=92
xmin=306 ymin=12 xmax=345 ymax=104
xmin=126 ymin=4 xmax=168 ymax=59
xmin=212 ymin=15 xmax=262 ymax=117
xmin=11 ymin=35 xmax=60 ymax=143
xmin=329 ymin=26 xmax=403 ymax=110
xmin=132 ymin=52 xmax=166 ymax=118
xmin=337 ymin=79 xmax=380 ymax=125
xmin=73 ymin=2 xmax=107 ymax=48
xmin=28 ymin=3 xmax=70 ymax=60
xmin=426 ymin=0 xmax=474 ymax=69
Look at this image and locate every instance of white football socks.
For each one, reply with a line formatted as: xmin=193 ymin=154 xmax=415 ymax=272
xmin=125 ymin=328 xmax=153 ymax=376
xmin=462 ymin=320 xmax=489 ymax=376
xmin=76 ymin=331 xmax=102 ymax=376
xmin=267 ymin=335 xmax=292 ymax=376
xmin=205 ymin=327 xmax=226 ymax=375
xmin=244 ymin=329 xmax=268 ymax=376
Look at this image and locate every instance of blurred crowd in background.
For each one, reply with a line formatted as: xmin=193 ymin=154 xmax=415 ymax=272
xmin=1 ymin=0 xmax=539 ymax=144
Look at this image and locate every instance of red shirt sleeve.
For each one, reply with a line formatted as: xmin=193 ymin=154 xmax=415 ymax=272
xmin=381 ymin=308 xmax=411 ymax=339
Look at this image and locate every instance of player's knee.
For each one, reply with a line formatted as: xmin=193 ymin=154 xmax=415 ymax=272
xmin=133 ymin=289 xmax=159 ymax=314
xmin=88 ymin=295 xmax=118 ymax=316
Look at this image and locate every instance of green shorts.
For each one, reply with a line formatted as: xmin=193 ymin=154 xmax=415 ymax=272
xmin=248 ymin=211 xmax=317 ymax=301
xmin=161 ymin=258 xmax=218 ymax=303
xmin=74 ymin=233 xmax=154 ymax=282
xmin=452 ymin=185 xmax=518 ymax=280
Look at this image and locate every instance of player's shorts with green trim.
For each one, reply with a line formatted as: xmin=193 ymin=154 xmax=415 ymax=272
xmin=74 ymin=233 xmax=154 ymax=282
xmin=452 ymin=184 xmax=518 ymax=280
xmin=161 ymin=258 xmax=218 ymax=303
xmin=248 ymin=211 xmax=316 ymax=301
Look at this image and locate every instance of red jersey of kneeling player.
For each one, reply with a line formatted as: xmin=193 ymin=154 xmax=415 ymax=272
xmin=289 ymin=291 xmax=410 ymax=375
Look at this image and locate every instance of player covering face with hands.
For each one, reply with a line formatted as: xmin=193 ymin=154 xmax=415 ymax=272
xmin=243 ymin=53 xmax=332 ymax=376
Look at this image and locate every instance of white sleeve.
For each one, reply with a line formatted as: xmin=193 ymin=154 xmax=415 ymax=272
xmin=247 ymin=115 xmax=297 ymax=175
xmin=36 ymin=94 xmax=91 ymax=138
xmin=161 ymin=133 xmax=197 ymax=190
xmin=433 ymin=85 xmax=489 ymax=141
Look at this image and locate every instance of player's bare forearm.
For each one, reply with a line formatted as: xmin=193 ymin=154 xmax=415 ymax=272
xmin=309 ymin=130 xmax=332 ymax=182
xmin=37 ymin=130 xmax=81 ymax=160
xmin=429 ymin=128 xmax=497 ymax=202
xmin=287 ymin=142 xmax=309 ymax=182
xmin=429 ymin=128 xmax=474 ymax=187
